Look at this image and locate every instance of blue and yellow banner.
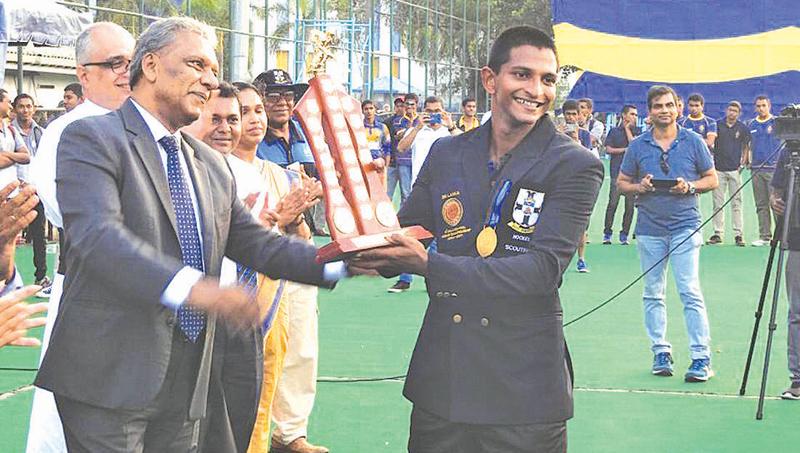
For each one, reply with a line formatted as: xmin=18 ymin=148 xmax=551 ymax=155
xmin=553 ymin=0 xmax=800 ymax=117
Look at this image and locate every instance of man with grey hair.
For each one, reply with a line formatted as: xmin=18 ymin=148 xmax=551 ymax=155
xmin=26 ymin=21 xmax=136 ymax=453
xmin=35 ymin=16 xmax=348 ymax=452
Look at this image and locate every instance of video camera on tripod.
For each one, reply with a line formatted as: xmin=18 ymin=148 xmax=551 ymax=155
xmin=775 ymin=104 xmax=800 ymax=228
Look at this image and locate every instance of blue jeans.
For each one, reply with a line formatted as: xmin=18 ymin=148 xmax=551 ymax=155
xmin=637 ymin=230 xmax=711 ymax=360
xmin=387 ymin=165 xmax=412 ymax=205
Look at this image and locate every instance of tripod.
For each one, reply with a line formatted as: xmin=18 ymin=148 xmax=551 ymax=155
xmin=739 ymin=146 xmax=799 ymax=419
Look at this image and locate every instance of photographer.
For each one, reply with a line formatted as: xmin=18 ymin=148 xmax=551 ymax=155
xmin=399 ymin=96 xmax=461 ymax=184
xmin=617 ymin=85 xmax=718 ymax=382
xmin=770 ymin=146 xmax=800 ymax=400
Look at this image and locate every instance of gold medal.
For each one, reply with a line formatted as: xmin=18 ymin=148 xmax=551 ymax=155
xmin=476 ymin=227 xmax=498 ymax=258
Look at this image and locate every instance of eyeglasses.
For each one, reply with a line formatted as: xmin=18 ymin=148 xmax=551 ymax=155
xmin=264 ymin=91 xmax=295 ymax=104
xmin=660 ymin=151 xmax=670 ymax=175
xmin=82 ymin=57 xmax=130 ymax=75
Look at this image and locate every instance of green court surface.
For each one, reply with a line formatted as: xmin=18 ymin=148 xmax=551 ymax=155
xmin=2 ymin=166 xmax=800 ymax=452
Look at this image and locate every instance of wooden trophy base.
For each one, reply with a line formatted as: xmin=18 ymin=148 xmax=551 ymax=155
xmin=315 ymin=225 xmax=433 ymax=263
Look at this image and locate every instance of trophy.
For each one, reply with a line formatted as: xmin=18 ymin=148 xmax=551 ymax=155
xmin=294 ymin=31 xmax=432 ymax=263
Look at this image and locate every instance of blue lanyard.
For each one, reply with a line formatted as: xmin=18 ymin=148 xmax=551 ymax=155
xmin=485 ymin=179 xmax=512 ymax=228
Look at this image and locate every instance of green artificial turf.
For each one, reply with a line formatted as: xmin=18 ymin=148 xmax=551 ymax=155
xmin=2 ymin=165 xmax=799 ymax=452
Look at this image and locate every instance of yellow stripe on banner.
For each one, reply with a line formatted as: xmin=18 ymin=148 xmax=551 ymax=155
xmin=554 ymin=23 xmax=800 ymax=83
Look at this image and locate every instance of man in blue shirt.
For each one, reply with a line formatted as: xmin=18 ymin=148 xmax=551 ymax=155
xmin=708 ymin=101 xmax=750 ymax=246
xmin=679 ymin=93 xmax=717 ymax=150
xmin=746 ymin=95 xmax=782 ymax=246
xmin=603 ymin=104 xmax=640 ymax=245
xmin=254 ymin=69 xmax=329 ymax=236
xmin=560 ymin=99 xmax=594 ymax=272
xmin=618 ymin=85 xmax=718 ymax=382
xmin=384 ymin=97 xmax=409 ymax=203
xmin=769 ymin=147 xmax=800 ymax=399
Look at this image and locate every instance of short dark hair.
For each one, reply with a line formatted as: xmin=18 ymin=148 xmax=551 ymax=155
xmin=393 ymin=97 xmax=405 ymax=106
xmin=404 ymin=93 xmax=419 ymax=104
xmin=0 ymin=89 xmax=8 ymax=103
xmin=754 ymin=95 xmax=770 ymax=104
xmin=488 ymin=26 xmax=557 ymax=73
xmin=13 ymin=93 xmax=34 ymax=107
xmin=64 ymin=82 xmax=83 ymax=98
xmin=461 ymin=97 xmax=476 ymax=107
xmin=216 ymin=81 xmax=239 ymax=100
xmin=647 ymin=85 xmax=678 ymax=110
xmin=232 ymin=81 xmax=258 ymax=96
xmin=423 ymin=96 xmax=442 ymax=109
xmin=578 ymin=98 xmax=593 ymax=110
xmin=621 ymin=104 xmax=637 ymax=115
xmin=687 ymin=93 xmax=704 ymax=105
xmin=561 ymin=99 xmax=579 ymax=113
xmin=361 ymin=99 xmax=374 ymax=109
xmin=727 ymin=100 xmax=742 ymax=111
xmin=676 ymin=94 xmax=683 ymax=103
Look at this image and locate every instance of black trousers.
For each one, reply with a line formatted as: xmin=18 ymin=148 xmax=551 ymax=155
xmin=603 ymin=179 xmax=634 ymax=236
xmin=57 ymin=227 xmax=66 ymax=275
xmin=201 ymin=324 xmax=262 ymax=453
xmin=408 ymin=406 xmax=567 ymax=453
xmin=28 ymin=201 xmax=47 ymax=280
xmin=55 ymin=329 xmax=204 ymax=453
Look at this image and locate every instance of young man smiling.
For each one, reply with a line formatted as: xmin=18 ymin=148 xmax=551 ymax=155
xmin=350 ymin=26 xmax=603 ymax=451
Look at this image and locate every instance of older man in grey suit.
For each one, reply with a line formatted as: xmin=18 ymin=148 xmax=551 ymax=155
xmin=35 ymin=17 xmax=346 ymax=453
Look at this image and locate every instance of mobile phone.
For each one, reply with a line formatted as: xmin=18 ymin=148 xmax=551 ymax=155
xmin=429 ymin=113 xmax=442 ymax=125
xmin=564 ymin=123 xmax=577 ymax=134
xmin=651 ymin=178 xmax=678 ymax=189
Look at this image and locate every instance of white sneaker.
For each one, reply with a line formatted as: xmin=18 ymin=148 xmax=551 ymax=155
xmin=751 ymin=239 xmax=769 ymax=247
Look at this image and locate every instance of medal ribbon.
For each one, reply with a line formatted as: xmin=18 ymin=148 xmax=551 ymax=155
xmin=484 ymin=179 xmax=513 ymax=229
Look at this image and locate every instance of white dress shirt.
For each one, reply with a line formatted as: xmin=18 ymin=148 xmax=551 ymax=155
xmin=30 ymin=100 xmax=111 ymax=228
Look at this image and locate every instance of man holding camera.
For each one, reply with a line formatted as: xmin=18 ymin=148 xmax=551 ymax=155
xmin=770 ymin=146 xmax=800 ymax=400
xmin=398 ymin=96 xmax=461 ymax=184
xmin=618 ymin=85 xmax=718 ymax=382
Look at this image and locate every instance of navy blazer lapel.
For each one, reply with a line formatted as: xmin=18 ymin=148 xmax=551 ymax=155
xmin=461 ymin=122 xmax=492 ymax=222
xmin=180 ymin=133 xmax=215 ymax=269
xmin=120 ymin=99 xmax=179 ymax=235
xmin=496 ymin=115 xmax=557 ymax=184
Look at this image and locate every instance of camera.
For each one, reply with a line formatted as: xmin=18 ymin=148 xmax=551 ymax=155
xmin=775 ymin=104 xmax=800 ymax=141
xmin=429 ymin=113 xmax=442 ymax=125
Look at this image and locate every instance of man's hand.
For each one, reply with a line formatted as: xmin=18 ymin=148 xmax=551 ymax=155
xmin=0 ymin=182 xmax=39 ymax=245
xmin=442 ymin=111 xmax=455 ymax=130
xmin=275 ymin=184 xmax=318 ymax=229
xmin=348 ymin=233 xmax=428 ymax=277
xmin=638 ymin=174 xmax=655 ymax=193
xmin=242 ymin=192 xmax=261 ymax=210
xmin=186 ymin=278 xmax=260 ymax=332
xmin=0 ymin=284 xmax=47 ymax=348
xmin=670 ymin=177 xmax=689 ymax=194
xmin=771 ymin=192 xmax=786 ymax=216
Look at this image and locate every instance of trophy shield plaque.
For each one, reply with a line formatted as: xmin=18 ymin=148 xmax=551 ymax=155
xmin=294 ymin=32 xmax=432 ymax=263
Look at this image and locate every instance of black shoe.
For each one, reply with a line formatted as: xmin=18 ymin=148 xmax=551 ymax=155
xmin=387 ymin=281 xmax=410 ymax=293
xmin=735 ymin=236 xmax=746 ymax=247
xmin=706 ymin=235 xmax=722 ymax=245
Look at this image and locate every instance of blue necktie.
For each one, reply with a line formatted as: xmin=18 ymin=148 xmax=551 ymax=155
xmin=159 ymin=135 xmax=206 ymax=342
xmin=236 ymin=263 xmax=258 ymax=295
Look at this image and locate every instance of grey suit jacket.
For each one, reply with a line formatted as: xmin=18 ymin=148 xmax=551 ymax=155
xmin=398 ymin=116 xmax=604 ymax=424
xmin=36 ymin=99 xmax=329 ymax=418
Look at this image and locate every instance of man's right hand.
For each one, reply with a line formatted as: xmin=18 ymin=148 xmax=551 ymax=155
xmin=771 ymin=192 xmax=786 ymax=216
xmin=638 ymin=174 xmax=655 ymax=193
xmin=186 ymin=278 xmax=260 ymax=332
xmin=0 ymin=182 xmax=39 ymax=246
xmin=0 ymin=284 xmax=47 ymax=348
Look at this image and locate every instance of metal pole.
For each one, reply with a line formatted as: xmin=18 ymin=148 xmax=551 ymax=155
xmin=16 ymin=44 xmax=24 ymax=95
xmin=485 ymin=0 xmax=491 ymax=110
xmin=462 ymin=0 xmax=467 ymax=99
xmin=294 ymin=0 xmax=302 ymax=80
xmin=474 ymin=0 xmax=480 ymax=100
xmin=265 ymin=0 xmax=270 ymax=68
xmin=389 ymin=0 xmax=394 ymax=99
xmin=368 ymin=0 xmax=375 ymax=99
xmin=139 ymin=0 xmax=145 ymax=34
xmin=448 ymin=0 xmax=453 ymax=109
xmin=407 ymin=5 xmax=412 ymax=96
xmin=186 ymin=0 xmax=192 ymax=15
xmin=424 ymin=0 xmax=429 ymax=99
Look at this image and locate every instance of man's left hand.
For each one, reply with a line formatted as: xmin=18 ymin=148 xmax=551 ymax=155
xmin=0 ymin=284 xmax=47 ymax=348
xmin=348 ymin=233 xmax=428 ymax=277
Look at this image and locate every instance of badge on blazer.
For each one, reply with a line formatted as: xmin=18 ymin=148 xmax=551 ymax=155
xmin=735 ymin=130 xmax=740 ymax=139
xmin=699 ymin=124 xmax=705 ymax=133
xmin=767 ymin=125 xmax=773 ymax=134
xmin=507 ymin=188 xmax=545 ymax=234
xmin=441 ymin=196 xmax=464 ymax=227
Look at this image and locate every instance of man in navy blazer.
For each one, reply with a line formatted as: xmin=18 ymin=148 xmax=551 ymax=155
xmin=351 ymin=26 xmax=603 ymax=452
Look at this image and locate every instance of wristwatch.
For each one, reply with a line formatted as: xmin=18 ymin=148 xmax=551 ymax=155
xmin=687 ymin=182 xmax=696 ymax=195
